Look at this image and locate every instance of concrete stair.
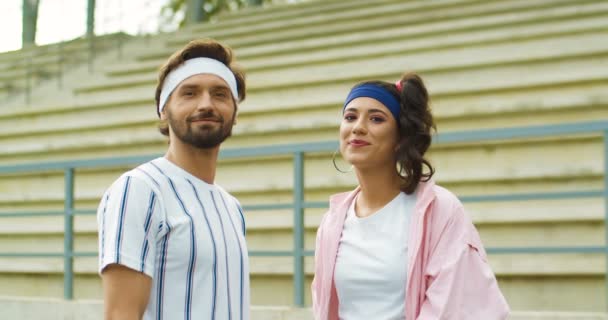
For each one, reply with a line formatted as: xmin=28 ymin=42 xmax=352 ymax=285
xmin=0 ymin=33 xmax=127 ymax=102
xmin=1 ymin=297 xmax=607 ymax=320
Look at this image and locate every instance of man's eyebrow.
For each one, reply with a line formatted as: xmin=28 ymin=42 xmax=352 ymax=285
xmin=177 ymin=83 xmax=200 ymax=91
xmin=211 ymin=85 xmax=230 ymax=91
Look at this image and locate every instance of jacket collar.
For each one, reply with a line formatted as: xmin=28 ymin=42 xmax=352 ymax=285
xmin=328 ymin=186 xmax=360 ymax=212
xmin=405 ymin=178 xmax=437 ymax=314
xmin=329 ymin=179 xmax=436 ymax=213
xmin=413 ymin=179 xmax=436 ymax=214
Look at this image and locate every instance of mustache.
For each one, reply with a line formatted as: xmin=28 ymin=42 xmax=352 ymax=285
xmin=187 ymin=111 xmax=223 ymax=123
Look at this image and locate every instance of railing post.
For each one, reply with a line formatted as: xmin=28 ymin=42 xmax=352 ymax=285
xmin=25 ymin=55 xmax=32 ymax=105
xmin=116 ymin=33 xmax=123 ymax=60
xmin=87 ymin=0 xmax=96 ymax=73
xmin=86 ymin=0 xmax=96 ymax=39
xmin=88 ymin=36 xmax=95 ymax=73
xmin=64 ymin=168 xmax=75 ymax=300
xmin=604 ymin=130 xmax=608 ymax=312
xmin=57 ymin=41 xmax=63 ymax=89
xmin=188 ymin=0 xmax=206 ymax=24
xmin=293 ymin=152 xmax=305 ymax=307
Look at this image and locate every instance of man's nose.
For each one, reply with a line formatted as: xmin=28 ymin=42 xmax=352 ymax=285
xmin=196 ymin=91 xmax=214 ymax=111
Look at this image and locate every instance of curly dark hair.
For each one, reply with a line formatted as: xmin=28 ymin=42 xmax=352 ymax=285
xmin=155 ymin=39 xmax=246 ymax=136
xmin=354 ymin=73 xmax=436 ymax=194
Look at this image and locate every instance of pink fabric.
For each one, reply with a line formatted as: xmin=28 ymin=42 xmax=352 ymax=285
xmin=311 ymin=180 xmax=510 ymax=320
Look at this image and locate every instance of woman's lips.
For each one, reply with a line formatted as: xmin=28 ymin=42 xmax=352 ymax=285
xmin=349 ymin=139 xmax=370 ymax=147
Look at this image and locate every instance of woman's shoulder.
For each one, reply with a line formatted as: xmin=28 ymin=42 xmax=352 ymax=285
xmin=428 ymin=184 xmax=488 ymax=258
xmin=431 ymin=184 xmax=463 ymax=208
xmin=326 ymin=188 xmax=359 ymax=214
xmin=426 ymin=183 xmax=469 ymax=227
xmin=317 ymin=189 xmax=358 ymax=230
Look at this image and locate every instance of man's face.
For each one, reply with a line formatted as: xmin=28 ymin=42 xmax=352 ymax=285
xmin=161 ymin=73 xmax=236 ymax=149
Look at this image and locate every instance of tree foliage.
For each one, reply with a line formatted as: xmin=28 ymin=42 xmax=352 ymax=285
xmin=160 ymin=0 xmax=267 ymax=30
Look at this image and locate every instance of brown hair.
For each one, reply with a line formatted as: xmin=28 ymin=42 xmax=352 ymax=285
xmin=355 ymin=73 xmax=436 ymax=194
xmin=155 ymin=39 xmax=246 ymax=136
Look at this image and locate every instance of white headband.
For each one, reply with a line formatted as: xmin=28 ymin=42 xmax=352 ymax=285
xmin=158 ymin=57 xmax=239 ymax=113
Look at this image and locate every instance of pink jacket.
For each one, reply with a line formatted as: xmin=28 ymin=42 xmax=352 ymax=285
xmin=311 ymin=180 xmax=510 ymax=320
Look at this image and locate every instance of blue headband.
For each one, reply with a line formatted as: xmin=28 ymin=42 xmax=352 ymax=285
xmin=343 ymin=84 xmax=401 ymax=121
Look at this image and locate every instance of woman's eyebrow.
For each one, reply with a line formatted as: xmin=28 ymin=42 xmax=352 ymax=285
xmin=367 ymin=108 xmax=388 ymax=116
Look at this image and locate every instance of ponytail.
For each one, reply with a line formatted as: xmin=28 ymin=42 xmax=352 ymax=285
xmin=395 ymin=72 xmax=435 ymax=194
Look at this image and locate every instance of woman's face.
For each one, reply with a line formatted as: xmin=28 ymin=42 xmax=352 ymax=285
xmin=340 ymin=97 xmax=400 ymax=170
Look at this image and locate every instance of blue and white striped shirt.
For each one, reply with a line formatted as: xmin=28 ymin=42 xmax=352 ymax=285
xmin=98 ymin=157 xmax=249 ymax=320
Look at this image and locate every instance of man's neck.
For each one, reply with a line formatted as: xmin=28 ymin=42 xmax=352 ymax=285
xmin=164 ymin=139 xmax=219 ymax=184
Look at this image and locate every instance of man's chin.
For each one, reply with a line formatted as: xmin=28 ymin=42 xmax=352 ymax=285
xmin=191 ymin=134 xmax=231 ymax=149
xmin=191 ymin=124 xmax=219 ymax=132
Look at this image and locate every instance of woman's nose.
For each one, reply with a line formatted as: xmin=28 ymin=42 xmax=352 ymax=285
xmin=352 ymin=118 xmax=367 ymax=135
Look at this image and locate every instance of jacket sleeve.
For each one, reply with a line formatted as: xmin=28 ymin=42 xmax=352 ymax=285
xmin=311 ymin=212 xmax=328 ymax=320
xmin=416 ymin=204 xmax=510 ymax=320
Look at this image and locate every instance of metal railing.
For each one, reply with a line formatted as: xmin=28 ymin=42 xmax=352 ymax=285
xmin=0 ymin=120 xmax=607 ymax=308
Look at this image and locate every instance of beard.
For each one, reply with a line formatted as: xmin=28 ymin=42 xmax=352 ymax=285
xmin=167 ymin=108 xmax=234 ymax=149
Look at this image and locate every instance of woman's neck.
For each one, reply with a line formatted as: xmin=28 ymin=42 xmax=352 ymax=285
xmin=353 ymin=166 xmax=402 ymax=218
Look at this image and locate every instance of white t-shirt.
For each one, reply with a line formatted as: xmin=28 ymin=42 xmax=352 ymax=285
xmin=97 ymin=157 xmax=249 ymax=320
xmin=334 ymin=191 xmax=415 ymax=320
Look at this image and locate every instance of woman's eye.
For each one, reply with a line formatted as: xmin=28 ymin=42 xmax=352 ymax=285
xmin=183 ymin=91 xmax=194 ymax=97
xmin=344 ymin=114 xmax=356 ymax=121
xmin=371 ymin=116 xmax=385 ymax=123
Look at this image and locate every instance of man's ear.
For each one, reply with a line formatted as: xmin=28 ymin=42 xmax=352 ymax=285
xmin=233 ymin=101 xmax=238 ymax=126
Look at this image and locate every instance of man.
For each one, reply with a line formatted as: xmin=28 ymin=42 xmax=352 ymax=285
xmin=97 ymin=39 xmax=249 ymax=320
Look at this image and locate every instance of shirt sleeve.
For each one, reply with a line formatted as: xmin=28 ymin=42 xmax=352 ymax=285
xmin=97 ymin=174 xmax=163 ymax=277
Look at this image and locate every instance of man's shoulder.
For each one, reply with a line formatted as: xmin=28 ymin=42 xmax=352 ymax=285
xmin=129 ymin=160 xmax=166 ymax=188
xmin=213 ymin=184 xmax=241 ymax=206
xmin=106 ymin=160 xmax=165 ymax=196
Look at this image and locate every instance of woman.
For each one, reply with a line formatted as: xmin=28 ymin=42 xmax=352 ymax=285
xmin=311 ymin=73 xmax=509 ymax=320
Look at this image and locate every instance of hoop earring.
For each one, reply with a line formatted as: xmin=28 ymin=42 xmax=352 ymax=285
xmin=332 ymin=149 xmax=352 ymax=173
xmin=396 ymin=162 xmax=407 ymax=179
